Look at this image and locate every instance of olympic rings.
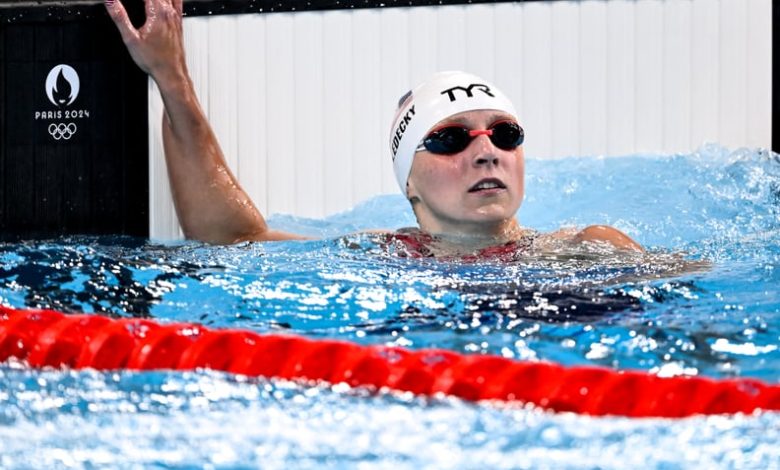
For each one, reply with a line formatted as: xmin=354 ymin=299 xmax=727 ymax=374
xmin=48 ymin=122 xmax=77 ymax=140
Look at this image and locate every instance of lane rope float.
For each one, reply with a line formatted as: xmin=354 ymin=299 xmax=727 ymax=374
xmin=1 ymin=306 xmax=778 ymax=418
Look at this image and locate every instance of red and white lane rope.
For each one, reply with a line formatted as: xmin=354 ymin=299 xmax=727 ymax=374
xmin=1 ymin=306 xmax=777 ymax=417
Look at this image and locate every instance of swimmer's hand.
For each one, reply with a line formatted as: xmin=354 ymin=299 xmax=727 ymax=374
xmin=105 ymin=0 xmax=187 ymax=85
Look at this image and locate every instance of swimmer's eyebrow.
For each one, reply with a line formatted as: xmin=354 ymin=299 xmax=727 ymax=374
xmin=437 ymin=112 xmax=517 ymax=127
xmin=486 ymin=112 xmax=517 ymax=124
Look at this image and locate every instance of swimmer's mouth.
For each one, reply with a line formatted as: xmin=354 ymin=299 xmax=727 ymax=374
xmin=468 ymin=178 xmax=506 ymax=192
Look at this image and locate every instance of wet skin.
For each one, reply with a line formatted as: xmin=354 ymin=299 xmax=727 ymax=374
xmin=407 ymin=110 xmax=526 ymax=240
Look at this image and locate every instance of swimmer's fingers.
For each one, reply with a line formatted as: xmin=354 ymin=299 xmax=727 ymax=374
xmin=147 ymin=0 xmax=182 ymax=20
xmin=171 ymin=0 xmax=183 ymax=16
xmin=146 ymin=0 xmax=162 ymax=20
xmin=104 ymin=0 xmax=140 ymax=45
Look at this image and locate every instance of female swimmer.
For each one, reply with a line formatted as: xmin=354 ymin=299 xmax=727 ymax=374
xmin=104 ymin=0 xmax=642 ymax=255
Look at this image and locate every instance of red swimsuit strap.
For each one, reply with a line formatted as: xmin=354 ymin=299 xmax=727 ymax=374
xmin=386 ymin=230 xmax=435 ymax=258
xmin=387 ymin=230 xmax=537 ymax=260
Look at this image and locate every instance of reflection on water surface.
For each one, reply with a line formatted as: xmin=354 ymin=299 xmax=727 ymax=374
xmin=1 ymin=147 xmax=779 ymax=468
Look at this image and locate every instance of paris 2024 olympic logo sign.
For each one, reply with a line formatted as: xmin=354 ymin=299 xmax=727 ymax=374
xmin=34 ymin=64 xmax=91 ymax=141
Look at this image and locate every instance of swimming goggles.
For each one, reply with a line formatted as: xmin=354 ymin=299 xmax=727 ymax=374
xmin=415 ymin=120 xmax=524 ymax=155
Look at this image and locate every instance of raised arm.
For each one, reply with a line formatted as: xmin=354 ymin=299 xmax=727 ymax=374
xmin=105 ymin=0 xmax=303 ymax=244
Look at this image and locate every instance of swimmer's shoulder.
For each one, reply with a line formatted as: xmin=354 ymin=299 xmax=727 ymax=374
xmin=537 ymin=225 xmax=643 ymax=252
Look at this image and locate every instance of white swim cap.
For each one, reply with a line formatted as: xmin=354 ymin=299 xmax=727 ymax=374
xmin=389 ymin=71 xmax=518 ymax=193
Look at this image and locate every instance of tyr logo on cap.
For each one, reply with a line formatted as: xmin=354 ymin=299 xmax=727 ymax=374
xmin=440 ymin=83 xmax=495 ymax=102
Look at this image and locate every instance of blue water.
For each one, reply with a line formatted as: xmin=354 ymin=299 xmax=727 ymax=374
xmin=1 ymin=145 xmax=778 ymax=468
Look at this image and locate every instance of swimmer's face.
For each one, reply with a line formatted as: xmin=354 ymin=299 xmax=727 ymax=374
xmin=407 ymin=109 xmax=525 ymax=236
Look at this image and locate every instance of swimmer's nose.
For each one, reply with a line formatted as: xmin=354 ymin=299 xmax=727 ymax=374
xmin=471 ymin=132 xmax=500 ymax=166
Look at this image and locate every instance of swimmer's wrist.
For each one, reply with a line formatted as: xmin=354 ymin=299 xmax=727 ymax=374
xmin=151 ymin=65 xmax=194 ymax=96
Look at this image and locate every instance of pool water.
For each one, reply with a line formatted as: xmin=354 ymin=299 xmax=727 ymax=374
xmin=1 ymin=145 xmax=779 ymax=468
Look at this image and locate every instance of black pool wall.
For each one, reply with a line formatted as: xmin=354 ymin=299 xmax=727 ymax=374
xmin=0 ymin=0 xmax=148 ymax=238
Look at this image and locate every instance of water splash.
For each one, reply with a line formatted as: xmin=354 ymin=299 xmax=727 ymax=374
xmin=1 ymin=148 xmax=779 ymax=468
